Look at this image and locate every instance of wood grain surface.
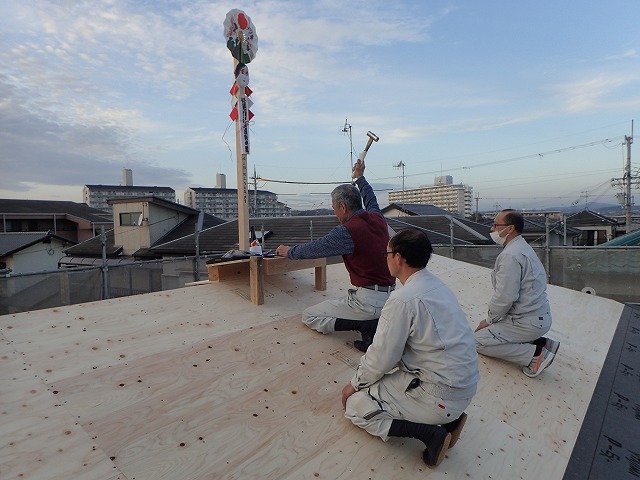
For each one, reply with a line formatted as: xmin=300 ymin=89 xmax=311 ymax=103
xmin=0 ymin=255 xmax=625 ymax=479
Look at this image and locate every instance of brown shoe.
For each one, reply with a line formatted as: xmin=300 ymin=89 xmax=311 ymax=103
xmin=422 ymin=429 xmax=451 ymax=468
xmin=444 ymin=412 xmax=467 ymax=449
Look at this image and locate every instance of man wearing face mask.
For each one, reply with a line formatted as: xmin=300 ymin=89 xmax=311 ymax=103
xmin=474 ymin=209 xmax=560 ymax=378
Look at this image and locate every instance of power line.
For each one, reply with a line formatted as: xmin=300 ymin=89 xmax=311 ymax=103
xmin=255 ymin=177 xmax=348 ymax=185
xmin=375 ymin=137 xmax=623 ymax=182
xmin=255 ymin=137 xmax=623 ymax=187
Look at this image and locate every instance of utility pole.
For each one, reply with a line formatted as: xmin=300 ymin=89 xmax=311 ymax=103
xmin=611 ymin=121 xmax=638 ymax=234
xmin=100 ymin=225 xmax=109 ymax=300
xmin=475 ymin=193 xmax=480 ymax=221
xmin=625 ymin=123 xmax=634 ymax=233
xmin=252 ymin=165 xmax=258 ymax=217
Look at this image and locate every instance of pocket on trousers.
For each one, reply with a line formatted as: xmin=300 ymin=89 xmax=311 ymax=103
xmin=406 ymin=378 xmax=420 ymax=392
xmin=529 ymin=316 xmax=545 ymax=329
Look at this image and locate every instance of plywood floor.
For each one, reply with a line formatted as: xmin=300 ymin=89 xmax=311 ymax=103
xmin=0 ymin=255 xmax=626 ymax=479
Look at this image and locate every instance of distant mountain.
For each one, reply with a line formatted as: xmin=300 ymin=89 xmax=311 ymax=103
xmin=512 ymin=203 xmax=639 ymax=216
xmin=294 ymin=204 xmax=640 ymax=219
xmin=291 ymin=208 xmax=334 ymax=216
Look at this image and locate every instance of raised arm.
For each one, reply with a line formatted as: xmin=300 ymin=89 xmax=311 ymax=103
xmin=352 ymin=159 xmax=381 ymax=214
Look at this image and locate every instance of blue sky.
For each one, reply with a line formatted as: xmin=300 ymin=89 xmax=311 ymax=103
xmin=1 ymin=0 xmax=638 ymax=212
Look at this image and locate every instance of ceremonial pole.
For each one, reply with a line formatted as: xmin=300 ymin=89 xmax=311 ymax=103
xmin=234 ymin=55 xmax=250 ymax=250
xmin=224 ymin=9 xmax=257 ymax=250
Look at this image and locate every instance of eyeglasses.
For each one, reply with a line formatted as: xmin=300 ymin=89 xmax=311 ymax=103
xmin=383 ymin=251 xmax=395 ymax=257
xmin=492 ymin=223 xmax=511 ymax=228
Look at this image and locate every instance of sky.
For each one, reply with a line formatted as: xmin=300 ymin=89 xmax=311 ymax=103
xmin=1 ymin=0 xmax=639 ymax=213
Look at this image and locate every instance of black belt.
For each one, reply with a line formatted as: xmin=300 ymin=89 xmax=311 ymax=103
xmin=361 ymin=284 xmax=395 ymax=293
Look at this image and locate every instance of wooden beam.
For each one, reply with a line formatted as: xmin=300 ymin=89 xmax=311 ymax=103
xmin=250 ymin=255 xmax=264 ymax=305
xmin=208 ymin=257 xmax=327 ymax=304
xmin=207 ymin=259 xmax=250 ymax=282
xmin=261 ymin=257 xmax=326 ymax=276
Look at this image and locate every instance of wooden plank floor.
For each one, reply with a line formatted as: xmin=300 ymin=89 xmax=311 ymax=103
xmin=0 ymin=255 xmax=626 ymax=479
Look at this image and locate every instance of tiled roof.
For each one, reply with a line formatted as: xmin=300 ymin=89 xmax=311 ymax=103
xmin=151 ymin=216 xmax=342 ymax=255
xmin=151 ymin=214 xmax=491 ymax=255
xmin=64 ymin=212 xmax=227 ymax=258
xmin=566 ymin=210 xmax=618 ymax=226
xmin=0 ymin=232 xmax=76 ymax=256
xmin=382 ymin=203 xmax=452 ymax=216
xmin=387 ymin=216 xmax=491 ymax=245
xmin=153 ymin=212 xmax=228 ymax=245
xmin=107 ymin=195 xmax=200 ymax=215
xmin=64 ymin=212 xmax=492 ymax=258
xmin=520 ymin=216 xmax=582 ymax=236
xmin=63 ymin=229 xmax=122 ymax=257
xmin=0 ymin=199 xmax=111 ymax=223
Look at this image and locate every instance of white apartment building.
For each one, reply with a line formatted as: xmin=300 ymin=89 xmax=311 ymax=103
xmin=184 ymin=187 xmax=291 ymax=220
xmin=388 ymin=176 xmax=473 ymax=217
xmin=83 ymin=185 xmax=176 ymax=213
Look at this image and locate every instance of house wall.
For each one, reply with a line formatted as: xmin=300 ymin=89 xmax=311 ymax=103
xmin=574 ymin=226 xmax=615 ymax=246
xmin=113 ymin=202 xmax=148 ymax=255
xmin=147 ymin=203 xmax=190 ymax=244
xmin=5 ymin=240 xmax=68 ymax=274
xmin=112 ymin=201 xmax=190 ymax=255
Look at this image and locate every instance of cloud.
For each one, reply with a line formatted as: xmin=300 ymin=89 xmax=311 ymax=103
xmin=605 ymin=48 xmax=638 ymax=61
xmin=553 ymin=72 xmax=640 ymax=113
xmin=0 ymin=76 xmax=191 ymax=190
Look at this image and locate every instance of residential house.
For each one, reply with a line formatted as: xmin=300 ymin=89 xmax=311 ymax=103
xmin=62 ymin=196 xmax=227 ymax=264
xmin=0 ymin=231 xmax=76 ymax=274
xmin=566 ymin=210 xmax=619 ymax=246
xmin=0 ymin=199 xmax=112 ymax=243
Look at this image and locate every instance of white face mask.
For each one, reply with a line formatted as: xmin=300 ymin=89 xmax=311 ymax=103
xmin=490 ymin=227 xmax=508 ymax=246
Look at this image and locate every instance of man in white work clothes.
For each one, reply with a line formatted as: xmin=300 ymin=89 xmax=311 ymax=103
xmin=341 ymin=228 xmax=479 ymax=468
xmin=474 ymin=209 xmax=560 ymax=378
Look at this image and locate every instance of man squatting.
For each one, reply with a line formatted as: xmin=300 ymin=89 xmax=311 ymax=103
xmin=275 ymin=159 xmax=395 ymax=352
xmin=342 ymin=229 xmax=480 ymax=467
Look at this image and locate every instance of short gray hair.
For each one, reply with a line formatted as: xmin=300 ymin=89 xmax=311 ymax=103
xmin=331 ymin=184 xmax=362 ymax=212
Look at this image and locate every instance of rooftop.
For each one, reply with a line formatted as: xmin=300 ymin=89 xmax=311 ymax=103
xmin=1 ymin=255 xmax=635 ymax=479
xmin=0 ymin=199 xmax=111 ymax=223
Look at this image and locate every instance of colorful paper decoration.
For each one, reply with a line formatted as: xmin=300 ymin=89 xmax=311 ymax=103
xmin=224 ymin=9 xmax=258 ymax=64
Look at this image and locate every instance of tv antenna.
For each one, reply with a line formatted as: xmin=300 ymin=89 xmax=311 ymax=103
xmin=341 ymin=118 xmax=354 ymax=170
xmin=394 ymin=161 xmax=406 ymax=206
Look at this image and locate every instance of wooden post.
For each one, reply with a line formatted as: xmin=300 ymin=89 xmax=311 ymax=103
xmin=234 ymin=59 xmax=250 ymax=251
xmin=314 ymin=265 xmax=326 ymax=291
xmin=249 ymin=256 xmax=264 ymax=305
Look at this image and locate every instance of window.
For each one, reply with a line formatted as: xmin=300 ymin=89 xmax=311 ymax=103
xmin=120 ymin=212 xmax=142 ymax=226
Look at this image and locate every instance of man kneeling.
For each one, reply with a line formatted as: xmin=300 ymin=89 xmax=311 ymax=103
xmin=341 ymin=229 xmax=480 ymax=467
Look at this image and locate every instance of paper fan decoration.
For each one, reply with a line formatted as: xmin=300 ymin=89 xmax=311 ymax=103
xmin=224 ymin=9 xmax=258 ymax=64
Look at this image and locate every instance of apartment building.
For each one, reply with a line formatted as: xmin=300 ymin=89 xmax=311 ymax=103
xmin=388 ymin=176 xmax=473 ymax=217
xmin=184 ymin=187 xmax=291 ymax=220
xmin=83 ymin=185 xmax=176 ymax=213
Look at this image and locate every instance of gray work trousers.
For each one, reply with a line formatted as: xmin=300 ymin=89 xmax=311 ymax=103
xmin=474 ymin=313 xmax=551 ymax=366
xmin=302 ymin=287 xmax=391 ymax=334
xmin=345 ymin=369 xmax=473 ymax=440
